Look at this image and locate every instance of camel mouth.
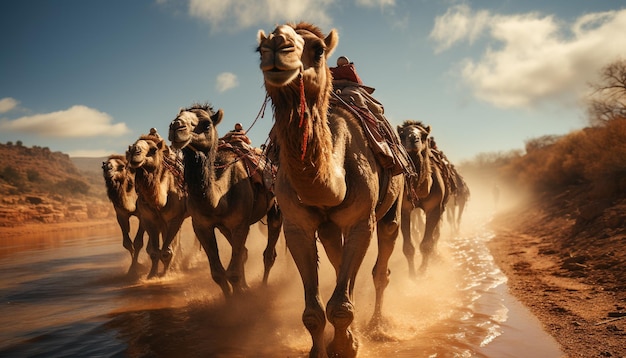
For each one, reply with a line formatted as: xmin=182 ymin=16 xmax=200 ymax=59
xmin=127 ymin=158 xmax=143 ymax=169
xmin=263 ymin=68 xmax=299 ymax=87
xmin=168 ymin=121 xmax=188 ymax=134
xmin=169 ymin=139 xmax=188 ymax=150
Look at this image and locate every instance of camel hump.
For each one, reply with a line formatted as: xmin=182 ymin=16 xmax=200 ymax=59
xmin=331 ymin=88 xmax=414 ymax=176
xmin=218 ymin=143 xmax=276 ymax=193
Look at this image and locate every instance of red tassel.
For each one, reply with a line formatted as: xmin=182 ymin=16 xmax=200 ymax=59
xmin=298 ymin=74 xmax=308 ymax=161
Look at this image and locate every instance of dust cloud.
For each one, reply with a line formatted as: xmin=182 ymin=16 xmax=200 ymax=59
xmin=2 ymin=178 xmax=562 ymax=357
xmin=104 ymin=186 xmax=500 ymax=357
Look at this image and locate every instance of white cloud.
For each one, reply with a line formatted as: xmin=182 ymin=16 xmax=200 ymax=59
xmin=430 ymin=4 xmax=491 ymax=53
xmin=432 ymin=6 xmax=626 ymax=109
xmin=356 ymin=0 xmax=395 ymax=8
xmin=216 ymin=72 xmax=239 ymax=92
xmin=0 ymin=97 xmax=19 ymax=114
xmin=187 ymin=0 xmax=335 ymax=31
xmin=0 ymin=105 xmax=130 ymax=138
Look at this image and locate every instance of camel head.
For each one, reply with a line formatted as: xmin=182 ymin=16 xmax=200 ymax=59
xmin=257 ymin=22 xmax=338 ymax=103
xmin=126 ymin=135 xmax=166 ymax=171
xmin=398 ymin=120 xmax=431 ymax=154
xmin=168 ymin=103 xmax=223 ymax=152
xmin=102 ymin=154 xmax=131 ymax=182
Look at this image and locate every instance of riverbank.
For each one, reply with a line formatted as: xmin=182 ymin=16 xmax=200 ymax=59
xmin=0 ymin=218 xmax=114 ymax=238
xmin=488 ymin=196 xmax=626 ymax=358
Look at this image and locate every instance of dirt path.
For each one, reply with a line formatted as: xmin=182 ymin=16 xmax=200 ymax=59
xmin=488 ymin=205 xmax=626 ymax=358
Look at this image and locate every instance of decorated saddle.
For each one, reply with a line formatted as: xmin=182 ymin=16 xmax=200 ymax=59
xmin=218 ymin=142 xmax=277 ymax=192
xmin=330 ymin=82 xmax=414 ymax=177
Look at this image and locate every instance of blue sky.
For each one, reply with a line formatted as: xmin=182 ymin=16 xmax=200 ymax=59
xmin=1 ymin=0 xmax=625 ymax=164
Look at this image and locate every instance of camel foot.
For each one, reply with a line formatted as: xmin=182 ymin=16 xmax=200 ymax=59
xmin=326 ymin=301 xmax=357 ymax=358
xmin=147 ymin=266 xmax=159 ymax=279
xmin=126 ymin=264 xmax=141 ymax=279
xmin=327 ymin=329 xmax=358 ymax=358
xmin=366 ymin=315 xmax=397 ymax=342
xmin=302 ymin=305 xmax=327 ymax=358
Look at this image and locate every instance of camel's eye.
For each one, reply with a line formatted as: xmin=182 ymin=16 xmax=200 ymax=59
xmin=314 ymin=46 xmax=324 ymax=62
xmin=199 ymin=121 xmax=211 ymax=132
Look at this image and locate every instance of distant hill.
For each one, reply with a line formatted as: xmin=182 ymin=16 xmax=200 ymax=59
xmin=71 ymin=156 xmax=109 ymax=173
xmin=0 ymin=142 xmax=112 ymax=226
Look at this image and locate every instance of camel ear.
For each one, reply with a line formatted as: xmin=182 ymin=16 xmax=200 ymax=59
xmin=212 ymin=109 xmax=224 ymax=126
xmin=257 ymin=29 xmax=267 ymax=44
xmin=156 ymin=139 xmax=165 ymax=150
xmin=425 ymin=125 xmax=431 ymax=134
xmin=325 ymin=29 xmax=339 ymax=59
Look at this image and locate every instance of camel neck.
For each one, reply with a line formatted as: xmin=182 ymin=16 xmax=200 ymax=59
xmin=181 ymin=146 xmax=225 ymax=209
xmin=106 ymin=175 xmax=137 ymax=213
xmin=272 ymin=98 xmax=347 ymax=207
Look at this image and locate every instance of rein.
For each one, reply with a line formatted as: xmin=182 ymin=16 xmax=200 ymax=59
xmin=298 ymin=73 xmax=309 ymax=161
xmin=162 ymin=152 xmax=186 ymax=194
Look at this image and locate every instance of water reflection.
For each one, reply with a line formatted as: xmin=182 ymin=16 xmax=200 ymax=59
xmin=0 ymin=218 xmax=563 ymax=357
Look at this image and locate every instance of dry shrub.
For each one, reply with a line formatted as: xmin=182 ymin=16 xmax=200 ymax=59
xmin=577 ymin=118 xmax=626 ymax=181
xmin=497 ymin=117 xmax=626 ymax=197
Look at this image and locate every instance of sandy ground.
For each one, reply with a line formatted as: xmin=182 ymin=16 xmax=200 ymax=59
xmin=2 ymin=208 xmax=625 ymax=357
xmin=488 ymin=204 xmax=626 ymax=358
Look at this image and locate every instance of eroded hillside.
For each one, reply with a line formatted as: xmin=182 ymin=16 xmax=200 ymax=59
xmin=0 ymin=142 xmax=111 ymax=226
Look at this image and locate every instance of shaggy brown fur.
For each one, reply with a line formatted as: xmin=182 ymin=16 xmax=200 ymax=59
xmin=446 ymin=165 xmax=470 ymax=234
xmin=102 ymin=154 xmax=145 ymax=273
xmin=397 ymin=120 xmax=450 ymax=277
xmin=258 ymin=22 xmax=404 ymax=358
xmin=168 ymin=103 xmax=282 ymax=297
xmin=127 ymin=133 xmax=188 ymax=279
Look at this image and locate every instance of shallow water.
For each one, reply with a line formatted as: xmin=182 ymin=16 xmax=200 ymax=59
xmin=0 ymin=212 xmax=563 ymax=357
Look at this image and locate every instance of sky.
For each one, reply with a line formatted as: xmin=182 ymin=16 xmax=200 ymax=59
xmin=1 ymin=0 xmax=625 ymax=164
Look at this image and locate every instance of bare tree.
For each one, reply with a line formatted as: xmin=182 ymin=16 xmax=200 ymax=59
xmin=588 ymin=59 xmax=626 ymax=123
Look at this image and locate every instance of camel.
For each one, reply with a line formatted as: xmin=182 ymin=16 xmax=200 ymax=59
xmin=102 ymin=154 xmax=145 ymax=274
xmin=397 ymin=120 xmax=449 ymax=277
xmin=446 ymin=165 xmax=470 ymax=234
xmin=257 ymin=22 xmax=404 ymax=358
xmin=126 ymin=132 xmax=188 ymax=279
xmin=168 ymin=103 xmax=283 ymax=297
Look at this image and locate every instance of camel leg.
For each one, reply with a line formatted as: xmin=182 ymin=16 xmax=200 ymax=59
xmin=160 ymin=216 xmax=186 ymax=276
xmin=145 ymin=226 xmax=161 ymax=279
xmin=116 ymin=212 xmax=137 ymax=276
xmin=117 ymin=213 xmax=134 ymax=258
xmin=457 ymin=199 xmax=466 ymax=233
xmin=371 ymin=200 xmax=400 ymax=326
xmin=262 ymin=204 xmax=282 ymax=285
xmin=285 ymin=223 xmax=327 ymax=358
xmin=418 ymin=206 xmax=443 ymax=273
xmin=129 ymin=224 xmax=145 ymax=275
xmin=226 ymin=226 xmax=250 ymax=294
xmin=194 ymin=222 xmax=231 ymax=298
xmin=446 ymin=200 xmax=457 ymax=234
xmin=400 ymin=202 xmax=417 ymax=279
xmin=317 ymin=221 xmax=343 ymax=276
xmin=326 ymin=219 xmax=373 ymax=358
